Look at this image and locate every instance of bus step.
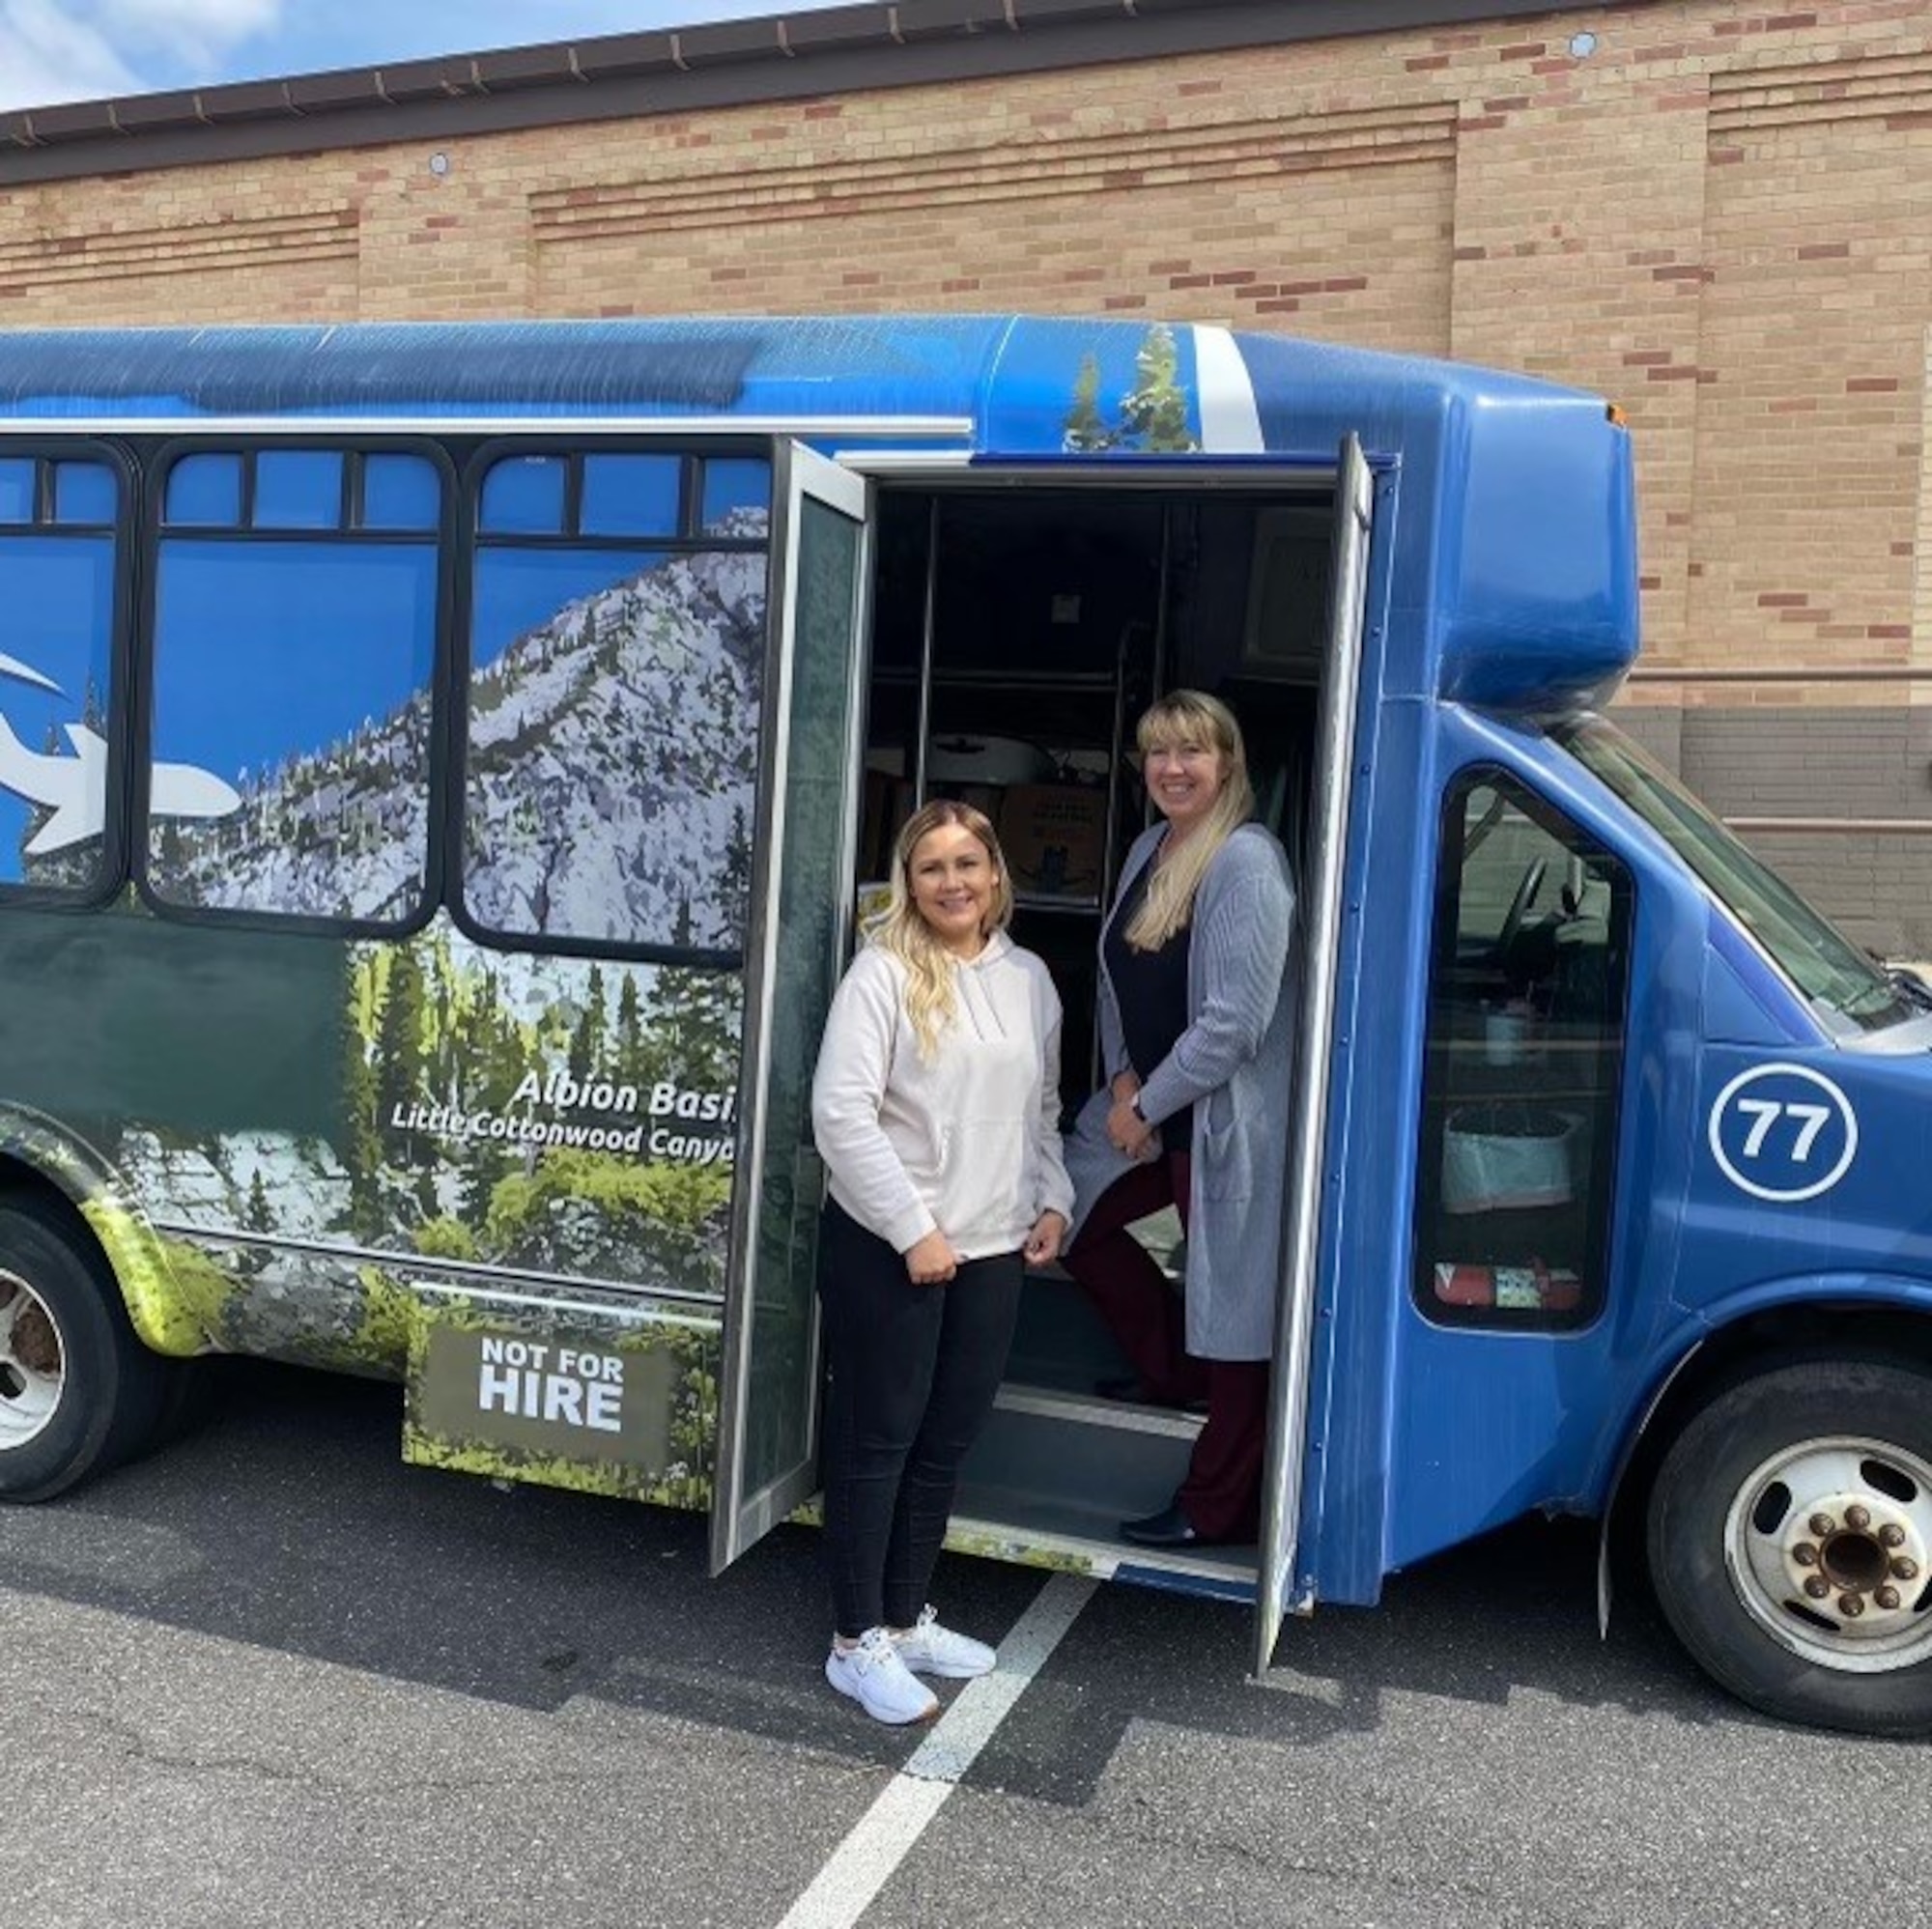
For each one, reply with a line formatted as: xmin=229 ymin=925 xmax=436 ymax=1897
xmin=947 ymin=1489 xmax=1259 ymax=1596
xmin=993 ymin=1379 xmax=1203 ymax=1440
xmin=962 ymin=1390 xmax=1195 ymax=1528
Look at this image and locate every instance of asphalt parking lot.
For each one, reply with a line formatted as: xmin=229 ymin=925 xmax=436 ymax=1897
xmin=5 ymin=1358 xmax=1928 ymax=1929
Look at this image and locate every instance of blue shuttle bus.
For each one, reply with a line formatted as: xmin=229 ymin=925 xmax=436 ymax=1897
xmin=1 ymin=315 xmax=1929 ymax=1736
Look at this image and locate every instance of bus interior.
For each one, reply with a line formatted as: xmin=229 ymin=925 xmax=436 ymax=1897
xmin=854 ymin=478 xmax=1334 ymax=1585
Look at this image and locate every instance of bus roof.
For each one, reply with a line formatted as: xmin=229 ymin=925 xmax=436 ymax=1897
xmin=0 ymin=314 xmax=1638 ymax=706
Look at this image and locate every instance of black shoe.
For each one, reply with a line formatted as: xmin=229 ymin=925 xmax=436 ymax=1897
xmin=1120 ymin=1501 xmax=1199 ymax=1548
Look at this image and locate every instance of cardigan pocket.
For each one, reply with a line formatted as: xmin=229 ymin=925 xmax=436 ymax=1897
xmin=1199 ymin=1089 xmax=1254 ymax=1203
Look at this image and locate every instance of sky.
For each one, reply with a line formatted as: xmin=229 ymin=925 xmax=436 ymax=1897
xmin=0 ymin=0 xmax=854 ymax=112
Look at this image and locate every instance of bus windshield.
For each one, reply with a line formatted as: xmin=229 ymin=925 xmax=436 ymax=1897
xmin=1556 ymin=717 xmax=1924 ymax=1036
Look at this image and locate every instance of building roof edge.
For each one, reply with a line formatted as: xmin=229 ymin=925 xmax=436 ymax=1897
xmin=0 ymin=0 xmax=1634 ymax=187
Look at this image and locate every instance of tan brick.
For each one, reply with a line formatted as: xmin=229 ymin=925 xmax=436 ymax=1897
xmin=2 ymin=0 xmax=1930 ymax=710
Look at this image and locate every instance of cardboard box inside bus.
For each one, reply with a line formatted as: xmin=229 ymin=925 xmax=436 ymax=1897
xmin=997 ymin=784 xmax=1108 ymax=902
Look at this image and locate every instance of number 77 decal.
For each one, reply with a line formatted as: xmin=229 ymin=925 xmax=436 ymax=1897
xmin=1710 ymin=1064 xmax=1859 ymax=1204
xmin=1736 ymin=1097 xmax=1833 ymax=1163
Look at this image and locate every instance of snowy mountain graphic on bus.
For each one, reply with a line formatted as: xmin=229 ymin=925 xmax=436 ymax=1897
xmin=464 ymin=511 xmax=765 ymax=950
xmin=150 ymin=512 xmax=766 ymax=948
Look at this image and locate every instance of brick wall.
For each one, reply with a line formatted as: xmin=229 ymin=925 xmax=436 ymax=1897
xmin=6 ymin=0 xmax=1932 ymax=948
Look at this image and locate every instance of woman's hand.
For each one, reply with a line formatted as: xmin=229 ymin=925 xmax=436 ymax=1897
xmin=1023 ymin=1210 xmax=1067 ymax=1267
xmin=903 ymin=1230 xmax=960 ymax=1286
xmin=1107 ymin=1095 xmax=1158 ymax=1161
xmin=1110 ymin=1069 xmax=1141 ymax=1108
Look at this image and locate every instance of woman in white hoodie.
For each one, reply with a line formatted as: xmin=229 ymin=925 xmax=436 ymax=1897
xmin=810 ymin=799 xmax=1073 ymax=1725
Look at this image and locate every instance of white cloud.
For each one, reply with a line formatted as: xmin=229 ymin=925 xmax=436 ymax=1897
xmin=95 ymin=0 xmax=281 ymax=59
xmin=0 ymin=0 xmax=281 ymax=111
xmin=0 ymin=1 xmax=141 ymax=110
xmin=0 ymin=1 xmax=867 ymax=113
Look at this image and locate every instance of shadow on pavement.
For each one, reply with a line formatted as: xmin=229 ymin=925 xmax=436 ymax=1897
xmin=1 ymin=1356 xmax=1758 ymax=1794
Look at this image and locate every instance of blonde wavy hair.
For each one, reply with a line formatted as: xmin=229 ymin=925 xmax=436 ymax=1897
xmin=1125 ymin=690 xmax=1255 ymax=952
xmin=868 ymin=798 xmax=1015 ymax=1060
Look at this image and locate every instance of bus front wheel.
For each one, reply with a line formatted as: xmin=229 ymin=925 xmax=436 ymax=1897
xmin=1648 ymin=1356 xmax=1932 ymax=1737
xmin=0 ymin=1196 xmax=176 ymax=1502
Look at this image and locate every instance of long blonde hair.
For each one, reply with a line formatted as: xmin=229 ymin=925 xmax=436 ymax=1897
xmin=868 ymin=799 xmax=1015 ymax=1060
xmin=1126 ymin=690 xmax=1255 ymax=952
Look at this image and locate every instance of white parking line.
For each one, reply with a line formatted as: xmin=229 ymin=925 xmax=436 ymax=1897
xmin=776 ymin=1573 xmax=1097 ymax=1929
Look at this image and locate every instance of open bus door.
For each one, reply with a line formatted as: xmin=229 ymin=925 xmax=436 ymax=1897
xmin=710 ymin=444 xmax=871 ymax=1574
xmin=1255 ymin=436 xmax=1375 ymax=1671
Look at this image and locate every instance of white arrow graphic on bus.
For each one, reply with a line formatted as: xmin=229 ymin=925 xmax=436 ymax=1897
xmin=0 ymin=652 xmax=63 ymax=697
xmin=0 ymin=711 xmax=242 ymax=856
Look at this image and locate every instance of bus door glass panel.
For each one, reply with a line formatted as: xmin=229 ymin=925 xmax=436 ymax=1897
xmin=146 ymin=446 xmax=441 ymax=925
xmin=711 ymin=444 xmax=868 ymax=1573
xmin=463 ymin=449 xmax=768 ymax=952
xmin=1411 ymin=772 xmax=1633 ymax=1328
xmin=0 ymin=450 xmax=123 ymax=895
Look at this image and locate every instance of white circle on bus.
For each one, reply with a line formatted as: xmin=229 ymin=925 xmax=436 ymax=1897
xmin=1707 ymin=1063 xmax=1859 ymax=1204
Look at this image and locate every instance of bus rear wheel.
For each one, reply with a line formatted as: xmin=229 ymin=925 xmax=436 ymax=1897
xmin=1647 ymin=1357 xmax=1932 ymax=1737
xmin=0 ymin=1196 xmax=176 ymax=1502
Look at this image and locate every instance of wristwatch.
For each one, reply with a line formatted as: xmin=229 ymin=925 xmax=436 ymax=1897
xmin=1129 ymin=1093 xmax=1149 ymax=1125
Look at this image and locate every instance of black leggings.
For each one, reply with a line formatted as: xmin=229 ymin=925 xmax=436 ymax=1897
xmin=817 ymin=1202 xmax=1024 ymax=1638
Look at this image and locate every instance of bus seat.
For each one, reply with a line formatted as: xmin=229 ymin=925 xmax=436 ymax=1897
xmin=1549 ymin=875 xmax=1614 ymax=1032
xmin=1556 ymin=874 xmax=1612 ymax=941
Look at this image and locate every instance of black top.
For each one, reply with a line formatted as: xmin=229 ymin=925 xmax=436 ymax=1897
xmin=1103 ymin=855 xmax=1194 ymax=1154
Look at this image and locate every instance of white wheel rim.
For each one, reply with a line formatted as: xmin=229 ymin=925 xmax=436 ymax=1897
xmin=0 ymin=1267 xmax=64 ymax=1450
xmin=1723 ymin=1433 xmax=1932 ymax=1675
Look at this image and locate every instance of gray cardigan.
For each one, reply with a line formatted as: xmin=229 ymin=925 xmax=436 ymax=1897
xmin=1065 ymin=820 xmax=1298 ymax=1362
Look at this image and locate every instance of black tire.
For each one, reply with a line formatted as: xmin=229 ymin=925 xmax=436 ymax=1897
xmin=152 ymin=1354 xmax=214 ymax=1447
xmin=0 ymin=1194 xmax=179 ymax=1502
xmin=1647 ymin=1356 xmax=1932 ymax=1738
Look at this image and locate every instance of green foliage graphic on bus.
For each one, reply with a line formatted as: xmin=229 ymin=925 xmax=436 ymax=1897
xmin=0 ymin=904 xmax=740 ymax=1510
xmin=1063 ymin=324 xmax=1199 ymax=456
xmin=342 ymin=925 xmax=740 ymax=1294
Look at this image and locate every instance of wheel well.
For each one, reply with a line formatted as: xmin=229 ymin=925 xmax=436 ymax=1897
xmin=1618 ymin=1302 xmax=1932 ymax=1532
xmin=0 ymin=1156 xmax=118 ymax=1293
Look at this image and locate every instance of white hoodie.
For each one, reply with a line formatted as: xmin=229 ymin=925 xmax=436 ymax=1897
xmin=811 ymin=931 xmax=1075 ymax=1260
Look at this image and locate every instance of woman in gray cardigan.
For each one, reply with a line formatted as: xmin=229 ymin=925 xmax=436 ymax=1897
xmin=1062 ymin=690 xmax=1297 ymax=1546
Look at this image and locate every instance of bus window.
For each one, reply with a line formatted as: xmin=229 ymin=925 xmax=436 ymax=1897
xmin=581 ymin=455 xmax=681 ymax=538
xmin=361 ymin=454 xmax=440 ymax=533
xmin=164 ymin=452 xmax=243 ymax=528
xmin=1411 ymin=772 xmax=1633 ymax=1328
xmin=0 ymin=451 xmax=121 ymax=895
xmin=144 ymin=446 xmax=443 ymax=927
xmin=700 ymin=458 xmax=772 ymax=535
xmin=52 ymin=461 xmax=118 ymax=528
xmin=0 ymin=458 xmax=33 ymax=525
xmin=462 ymin=448 xmax=768 ymax=955
xmin=253 ymin=449 xmax=345 ymax=531
xmin=480 ymin=455 xmax=567 ymax=536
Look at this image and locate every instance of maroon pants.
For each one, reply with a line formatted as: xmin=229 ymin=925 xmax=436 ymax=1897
xmin=1062 ymin=1150 xmax=1270 ymax=1544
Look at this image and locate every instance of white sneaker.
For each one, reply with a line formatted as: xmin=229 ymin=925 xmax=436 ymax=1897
xmin=825 ymin=1628 xmax=941 ymax=1725
xmin=892 ymin=1604 xmax=996 ymax=1680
